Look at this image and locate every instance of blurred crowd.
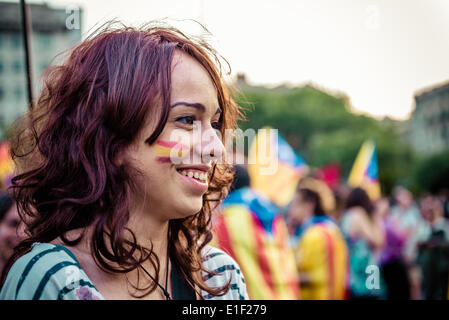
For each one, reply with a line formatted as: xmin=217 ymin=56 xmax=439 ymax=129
xmin=212 ymin=165 xmax=449 ymax=300
xmin=331 ymin=184 xmax=449 ymax=300
xmin=1 ymin=166 xmax=449 ymax=300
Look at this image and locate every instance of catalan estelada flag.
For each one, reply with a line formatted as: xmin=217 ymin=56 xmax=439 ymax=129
xmin=293 ymin=215 xmax=349 ymax=300
xmin=347 ymin=140 xmax=381 ymax=200
xmin=0 ymin=141 xmax=14 ymax=187
xmin=248 ymin=127 xmax=308 ymax=207
xmin=212 ymin=187 xmax=300 ymax=300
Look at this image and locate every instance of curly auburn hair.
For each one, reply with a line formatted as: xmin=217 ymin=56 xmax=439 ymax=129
xmin=1 ymin=21 xmax=243 ymax=298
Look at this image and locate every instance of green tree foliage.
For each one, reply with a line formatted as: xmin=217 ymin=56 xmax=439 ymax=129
xmin=234 ymin=83 xmax=415 ymax=196
xmin=412 ymin=150 xmax=449 ymax=194
xmin=0 ymin=122 xmax=7 ymax=141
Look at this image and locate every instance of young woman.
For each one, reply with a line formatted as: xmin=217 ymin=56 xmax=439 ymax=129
xmin=0 ymin=22 xmax=248 ymax=300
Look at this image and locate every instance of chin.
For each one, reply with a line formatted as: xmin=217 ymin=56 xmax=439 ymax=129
xmin=173 ymin=198 xmax=204 ymax=219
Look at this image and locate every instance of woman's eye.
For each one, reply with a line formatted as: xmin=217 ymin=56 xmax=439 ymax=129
xmin=212 ymin=113 xmax=223 ymax=131
xmin=212 ymin=121 xmax=223 ymax=130
xmin=176 ymin=115 xmax=196 ymax=126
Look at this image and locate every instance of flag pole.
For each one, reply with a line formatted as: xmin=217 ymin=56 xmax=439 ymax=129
xmin=20 ymin=0 xmax=34 ymax=110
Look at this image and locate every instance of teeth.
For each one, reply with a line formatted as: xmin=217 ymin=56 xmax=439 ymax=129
xmin=178 ymin=169 xmax=207 ymax=182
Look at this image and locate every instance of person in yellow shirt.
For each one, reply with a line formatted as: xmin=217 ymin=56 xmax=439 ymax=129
xmin=288 ymin=177 xmax=349 ymax=300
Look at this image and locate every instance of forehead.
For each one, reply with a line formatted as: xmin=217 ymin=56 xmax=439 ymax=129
xmin=170 ymin=51 xmax=218 ymax=107
xmin=130 ymin=51 xmax=221 ymax=146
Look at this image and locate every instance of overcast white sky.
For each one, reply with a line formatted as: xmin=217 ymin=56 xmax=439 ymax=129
xmin=38 ymin=0 xmax=449 ymax=120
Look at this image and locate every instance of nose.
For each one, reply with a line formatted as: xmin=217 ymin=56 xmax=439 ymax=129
xmin=193 ymin=125 xmax=225 ymax=165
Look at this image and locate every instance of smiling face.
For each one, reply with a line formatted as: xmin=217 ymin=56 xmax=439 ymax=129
xmin=125 ymin=51 xmax=225 ymax=221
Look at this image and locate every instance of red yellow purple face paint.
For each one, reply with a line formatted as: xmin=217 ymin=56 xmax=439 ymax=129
xmin=154 ymin=140 xmax=189 ymax=164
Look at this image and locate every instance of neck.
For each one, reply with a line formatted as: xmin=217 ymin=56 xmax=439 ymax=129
xmin=124 ymin=206 xmax=172 ymax=299
xmin=127 ymin=206 xmax=170 ymax=261
xmin=80 ymin=205 xmax=171 ymax=280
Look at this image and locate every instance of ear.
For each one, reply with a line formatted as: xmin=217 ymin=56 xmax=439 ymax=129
xmin=113 ymin=147 xmax=129 ymax=167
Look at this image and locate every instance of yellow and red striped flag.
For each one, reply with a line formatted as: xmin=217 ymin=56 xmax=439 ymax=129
xmin=212 ymin=187 xmax=300 ymax=299
xmin=348 ymin=140 xmax=381 ymax=200
xmin=248 ymin=127 xmax=308 ymax=207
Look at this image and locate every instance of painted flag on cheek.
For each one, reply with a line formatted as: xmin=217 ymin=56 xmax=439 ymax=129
xmin=154 ymin=140 xmax=190 ymax=164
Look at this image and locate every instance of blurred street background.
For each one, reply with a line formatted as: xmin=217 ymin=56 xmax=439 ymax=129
xmin=1 ymin=0 xmax=449 ymax=300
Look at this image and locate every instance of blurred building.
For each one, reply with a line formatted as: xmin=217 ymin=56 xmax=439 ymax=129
xmin=409 ymin=81 xmax=449 ymax=154
xmin=0 ymin=1 xmax=82 ymax=136
xmin=381 ymin=116 xmax=408 ymax=137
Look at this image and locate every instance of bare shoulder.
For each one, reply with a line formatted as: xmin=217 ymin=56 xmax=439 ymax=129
xmin=49 ymin=231 xmax=100 ymax=283
xmin=49 ymin=228 xmax=93 ymax=263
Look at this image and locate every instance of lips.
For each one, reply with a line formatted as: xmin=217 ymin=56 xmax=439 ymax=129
xmin=175 ymin=164 xmax=211 ymax=193
xmin=176 ymin=164 xmax=211 ymax=172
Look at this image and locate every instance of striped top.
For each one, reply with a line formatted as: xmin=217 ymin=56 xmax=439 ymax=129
xmin=0 ymin=242 xmax=248 ymax=300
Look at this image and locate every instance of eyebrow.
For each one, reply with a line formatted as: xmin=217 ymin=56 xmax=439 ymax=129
xmin=170 ymin=101 xmax=222 ymax=115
